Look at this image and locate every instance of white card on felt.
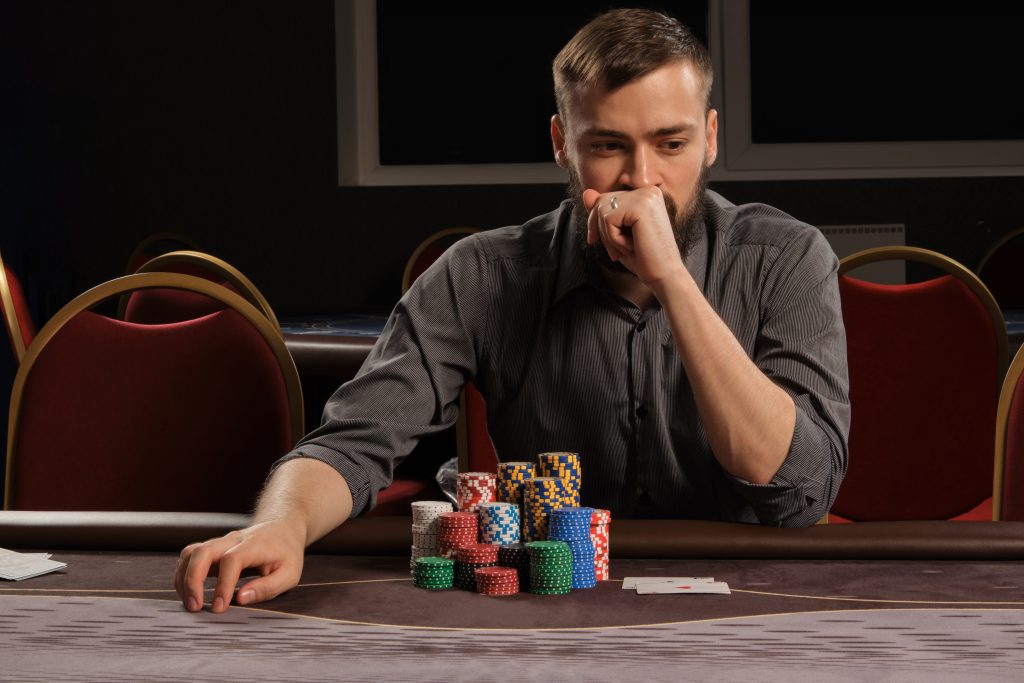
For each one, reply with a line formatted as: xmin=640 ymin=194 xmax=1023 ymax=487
xmin=0 ymin=547 xmax=67 ymax=581
xmin=622 ymin=577 xmax=714 ymax=589
xmin=636 ymin=581 xmax=731 ymax=595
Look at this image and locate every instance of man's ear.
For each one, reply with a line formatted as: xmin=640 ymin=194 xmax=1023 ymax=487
xmin=705 ymin=108 xmax=719 ymax=168
xmin=551 ymin=114 xmax=568 ymax=168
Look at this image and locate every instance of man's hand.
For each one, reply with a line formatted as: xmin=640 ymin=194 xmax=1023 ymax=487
xmin=175 ymin=517 xmax=306 ymax=613
xmin=582 ymin=187 xmax=686 ymax=287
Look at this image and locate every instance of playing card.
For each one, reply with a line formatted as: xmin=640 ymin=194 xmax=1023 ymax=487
xmin=0 ymin=547 xmax=67 ymax=581
xmin=636 ymin=581 xmax=731 ymax=595
xmin=622 ymin=576 xmax=714 ymax=589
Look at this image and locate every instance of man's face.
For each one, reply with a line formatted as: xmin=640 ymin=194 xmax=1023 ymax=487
xmin=553 ymin=60 xmax=718 ymax=267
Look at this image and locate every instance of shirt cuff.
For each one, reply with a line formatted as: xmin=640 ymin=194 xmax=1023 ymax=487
xmin=725 ymin=404 xmax=832 ymax=527
xmin=272 ymin=444 xmax=375 ymax=519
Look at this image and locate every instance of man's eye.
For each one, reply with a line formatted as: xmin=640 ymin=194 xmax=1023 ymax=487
xmin=661 ymin=140 xmax=686 ymax=151
xmin=591 ymin=142 xmax=622 ymax=153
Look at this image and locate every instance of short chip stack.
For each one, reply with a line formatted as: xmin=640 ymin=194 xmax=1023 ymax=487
xmin=547 ymin=507 xmax=596 ymax=589
xmin=454 ymin=543 xmax=499 ymax=591
xmin=497 ymin=543 xmax=531 ymax=589
xmin=413 ymin=557 xmax=454 ymax=590
xmin=523 ymin=476 xmax=568 ymax=542
xmin=409 ymin=500 xmax=453 ymax=571
xmin=496 ymin=462 xmax=535 ymax=505
xmin=474 ymin=566 xmax=519 ymax=596
xmin=457 ymin=472 xmax=497 ymax=513
xmin=538 ymin=452 xmax=582 ymax=506
xmin=478 ymin=502 xmax=520 ymax=545
xmin=526 ymin=540 xmax=573 ymax=595
xmin=590 ymin=508 xmax=611 ymax=581
xmin=437 ymin=512 xmax=478 ymax=557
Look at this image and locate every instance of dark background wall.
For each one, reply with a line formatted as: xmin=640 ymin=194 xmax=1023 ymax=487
xmin=3 ymin=0 xmax=1023 ymax=325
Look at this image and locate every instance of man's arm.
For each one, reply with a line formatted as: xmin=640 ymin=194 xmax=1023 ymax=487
xmin=584 ymin=186 xmax=794 ymax=482
xmin=174 ymin=458 xmax=352 ymax=613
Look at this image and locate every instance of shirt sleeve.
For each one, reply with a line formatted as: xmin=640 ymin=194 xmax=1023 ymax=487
xmin=726 ymin=227 xmax=851 ymax=527
xmin=272 ymin=238 xmax=489 ymax=517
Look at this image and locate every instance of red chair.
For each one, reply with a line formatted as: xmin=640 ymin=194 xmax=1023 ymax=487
xmin=976 ymin=226 xmax=1024 ymax=310
xmin=994 ymin=345 xmax=1024 ymax=521
xmin=4 ymin=273 xmax=304 ymax=512
xmin=0 ymin=249 xmax=35 ymax=363
xmin=124 ymin=232 xmax=202 ymax=275
xmin=119 ymin=250 xmax=279 ymax=329
xmin=368 ymin=227 xmax=486 ymax=516
xmin=830 ymin=247 xmax=1008 ymax=523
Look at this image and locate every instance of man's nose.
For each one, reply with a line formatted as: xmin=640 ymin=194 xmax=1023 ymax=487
xmin=618 ymin=146 xmax=659 ymax=189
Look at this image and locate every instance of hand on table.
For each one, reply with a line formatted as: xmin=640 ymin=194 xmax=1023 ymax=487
xmin=582 ymin=187 xmax=686 ymax=288
xmin=174 ymin=517 xmax=305 ymax=614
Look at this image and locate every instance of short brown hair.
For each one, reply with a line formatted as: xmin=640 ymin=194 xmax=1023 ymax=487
xmin=553 ymin=8 xmax=713 ymax=118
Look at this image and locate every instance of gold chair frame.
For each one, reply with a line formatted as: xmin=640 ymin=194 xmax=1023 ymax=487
xmin=124 ymin=232 xmax=201 ymax=275
xmin=4 ymin=272 xmax=304 ymax=509
xmin=0 ymin=248 xmax=27 ymax=363
xmin=993 ymin=345 xmax=1024 ymax=521
xmin=118 ymin=250 xmax=280 ymax=329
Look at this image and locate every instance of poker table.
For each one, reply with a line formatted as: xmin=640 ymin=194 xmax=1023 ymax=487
xmin=2 ymin=512 xmax=1024 ymax=681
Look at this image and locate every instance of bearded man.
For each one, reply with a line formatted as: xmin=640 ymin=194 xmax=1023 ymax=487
xmin=175 ymin=8 xmax=849 ymax=614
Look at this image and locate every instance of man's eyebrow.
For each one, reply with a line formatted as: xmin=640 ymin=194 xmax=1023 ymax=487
xmin=583 ymin=124 xmax=698 ymax=139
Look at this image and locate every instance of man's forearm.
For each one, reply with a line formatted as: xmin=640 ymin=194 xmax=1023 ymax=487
xmin=652 ymin=268 xmax=796 ymax=485
xmin=253 ymin=458 xmax=354 ymax=546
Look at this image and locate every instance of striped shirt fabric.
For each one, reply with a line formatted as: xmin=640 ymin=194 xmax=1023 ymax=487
xmin=277 ymin=191 xmax=850 ymax=527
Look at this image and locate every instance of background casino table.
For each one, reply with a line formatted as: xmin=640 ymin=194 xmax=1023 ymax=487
xmin=3 ymin=512 xmax=1024 ymax=682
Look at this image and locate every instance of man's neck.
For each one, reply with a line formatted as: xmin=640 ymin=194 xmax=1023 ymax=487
xmin=600 ymin=266 xmax=657 ymax=311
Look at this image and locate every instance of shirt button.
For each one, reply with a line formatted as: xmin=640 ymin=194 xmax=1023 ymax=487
xmin=636 ymin=404 xmax=648 ymax=419
xmin=636 ymin=320 xmax=647 ymax=332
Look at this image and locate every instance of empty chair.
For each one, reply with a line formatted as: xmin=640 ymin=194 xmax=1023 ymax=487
xmin=831 ymin=246 xmax=1008 ymax=522
xmin=976 ymin=226 xmax=1024 ymax=310
xmin=4 ymin=273 xmax=303 ymax=512
xmin=124 ymin=232 xmax=202 ymax=275
xmin=994 ymin=345 xmax=1024 ymax=521
xmin=120 ymin=250 xmax=279 ymax=328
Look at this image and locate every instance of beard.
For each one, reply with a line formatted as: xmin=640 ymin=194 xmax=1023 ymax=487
xmin=568 ymin=163 xmax=709 ymax=274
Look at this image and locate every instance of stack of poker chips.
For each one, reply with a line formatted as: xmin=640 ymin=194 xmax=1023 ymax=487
xmin=478 ymin=502 xmax=521 ymax=545
xmin=526 ymin=540 xmax=573 ymax=595
xmin=474 ymin=566 xmax=519 ymax=596
xmin=538 ymin=452 xmax=582 ymax=506
xmin=454 ymin=543 xmax=499 ymax=591
xmin=547 ymin=507 xmax=597 ymax=589
xmin=413 ymin=557 xmax=454 ymax=590
xmin=497 ymin=543 xmax=531 ymax=589
xmin=437 ymin=512 xmax=478 ymax=557
xmin=496 ymin=461 xmax=535 ymax=505
xmin=523 ymin=476 xmax=568 ymax=542
xmin=457 ymin=471 xmax=497 ymax=513
xmin=409 ymin=500 xmax=453 ymax=570
xmin=590 ymin=508 xmax=611 ymax=581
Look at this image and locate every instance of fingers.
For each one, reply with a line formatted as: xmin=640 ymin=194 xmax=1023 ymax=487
xmin=177 ymin=534 xmax=240 ymax=612
xmin=234 ymin=562 xmax=301 ymax=606
xmin=582 ymin=189 xmax=602 ymax=212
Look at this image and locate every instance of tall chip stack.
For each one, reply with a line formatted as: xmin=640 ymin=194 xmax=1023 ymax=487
xmin=478 ymin=502 xmax=520 ymax=545
xmin=496 ymin=462 xmax=535 ymax=505
xmin=437 ymin=511 xmax=479 ymax=557
xmin=457 ymin=472 xmax=497 ymax=513
xmin=590 ymin=508 xmax=611 ymax=581
xmin=523 ymin=476 xmax=568 ymax=541
xmin=409 ymin=500 xmax=453 ymax=572
xmin=547 ymin=507 xmax=596 ymax=589
xmin=538 ymin=452 xmax=581 ymax=506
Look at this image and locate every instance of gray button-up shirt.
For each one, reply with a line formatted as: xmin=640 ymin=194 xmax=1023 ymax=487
xmin=278 ymin=191 xmax=850 ymax=527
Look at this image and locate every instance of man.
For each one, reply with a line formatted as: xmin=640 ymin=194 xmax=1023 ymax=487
xmin=175 ymin=8 xmax=849 ymax=614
